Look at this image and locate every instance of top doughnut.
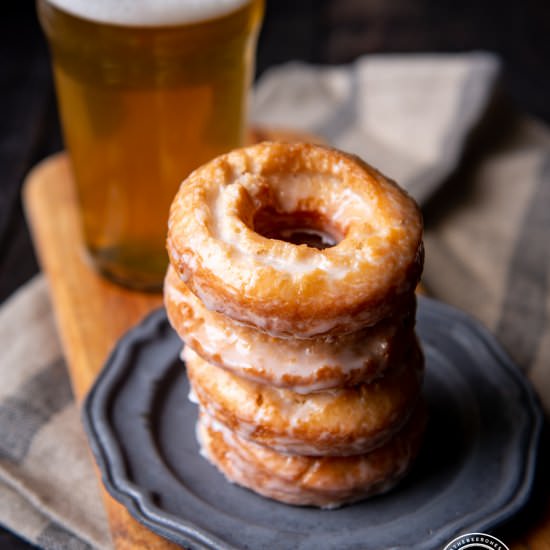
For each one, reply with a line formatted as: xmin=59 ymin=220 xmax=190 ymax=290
xmin=167 ymin=142 xmax=423 ymax=338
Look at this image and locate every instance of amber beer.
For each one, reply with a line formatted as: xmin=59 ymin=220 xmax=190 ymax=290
xmin=38 ymin=0 xmax=263 ymax=289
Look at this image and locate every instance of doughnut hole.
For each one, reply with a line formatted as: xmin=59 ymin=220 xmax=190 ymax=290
xmin=253 ymin=206 xmax=344 ymax=250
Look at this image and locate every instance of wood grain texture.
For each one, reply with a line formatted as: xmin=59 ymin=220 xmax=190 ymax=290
xmin=22 ymin=152 xmax=548 ymax=549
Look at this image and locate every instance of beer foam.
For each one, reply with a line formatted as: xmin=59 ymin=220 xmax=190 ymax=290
xmin=46 ymin=0 xmax=251 ymax=26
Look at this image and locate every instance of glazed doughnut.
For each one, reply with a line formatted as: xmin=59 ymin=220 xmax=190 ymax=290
xmin=197 ymin=404 xmax=427 ymax=509
xmin=165 ymin=266 xmax=416 ymax=393
xmin=167 ymin=141 xmax=423 ymax=338
xmin=185 ymin=343 xmax=423 ymax=456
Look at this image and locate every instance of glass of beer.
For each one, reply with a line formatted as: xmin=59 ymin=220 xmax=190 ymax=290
xmin=38 ymin=0 xmax=264 ymax=290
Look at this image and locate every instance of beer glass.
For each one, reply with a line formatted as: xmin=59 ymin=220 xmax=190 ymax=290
xmin=38 ymin=0 xmax=264 ymax=290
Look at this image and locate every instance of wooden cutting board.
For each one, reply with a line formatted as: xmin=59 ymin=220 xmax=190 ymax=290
xmin=23 ymin=147 xmax=549 ymax=549
xmin=24 ymin=153 xmax=172 ymax=550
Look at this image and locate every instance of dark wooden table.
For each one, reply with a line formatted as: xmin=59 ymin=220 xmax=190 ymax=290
xmin=1 ymin=1 xmax=549 ymax=548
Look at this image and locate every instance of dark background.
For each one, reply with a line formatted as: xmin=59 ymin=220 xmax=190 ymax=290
xmin=1 ymin=0 xmax=549 ymax=547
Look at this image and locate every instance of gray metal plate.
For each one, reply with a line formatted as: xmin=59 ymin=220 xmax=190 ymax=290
xmin=83 ymin=297 xmax=542 ymax=549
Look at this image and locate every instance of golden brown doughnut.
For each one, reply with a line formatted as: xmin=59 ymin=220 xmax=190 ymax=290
xmin=165 ymin=266 xmax=416 ymax=393
xmin=167 ymin=141 xmax=423 ymax=338
xmin=185 ymin=342 xmax=423 ymax=456
xmin=197 ymin=404 xmax=427 ymax=509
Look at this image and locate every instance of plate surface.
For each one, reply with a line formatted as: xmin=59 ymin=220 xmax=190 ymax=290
xmin=83 ymin=297 xmax=542 ymax=550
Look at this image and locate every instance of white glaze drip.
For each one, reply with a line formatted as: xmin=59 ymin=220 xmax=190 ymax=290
xmin=166 ymin=275 xmax=407 ymax=392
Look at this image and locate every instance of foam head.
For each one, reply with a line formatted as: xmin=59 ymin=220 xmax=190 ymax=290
xmin=46 ymin=0 xmax=251 ymax=26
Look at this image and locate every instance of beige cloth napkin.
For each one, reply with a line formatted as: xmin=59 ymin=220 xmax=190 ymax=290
xmin=1 ymin=52 xmax=549 ymax=549
xmin=0 ymin=277 xmax=111 ymax=549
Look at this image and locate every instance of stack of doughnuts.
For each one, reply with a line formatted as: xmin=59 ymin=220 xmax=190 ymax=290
xmin=165 ymin=142 xmax=425 ymax=509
